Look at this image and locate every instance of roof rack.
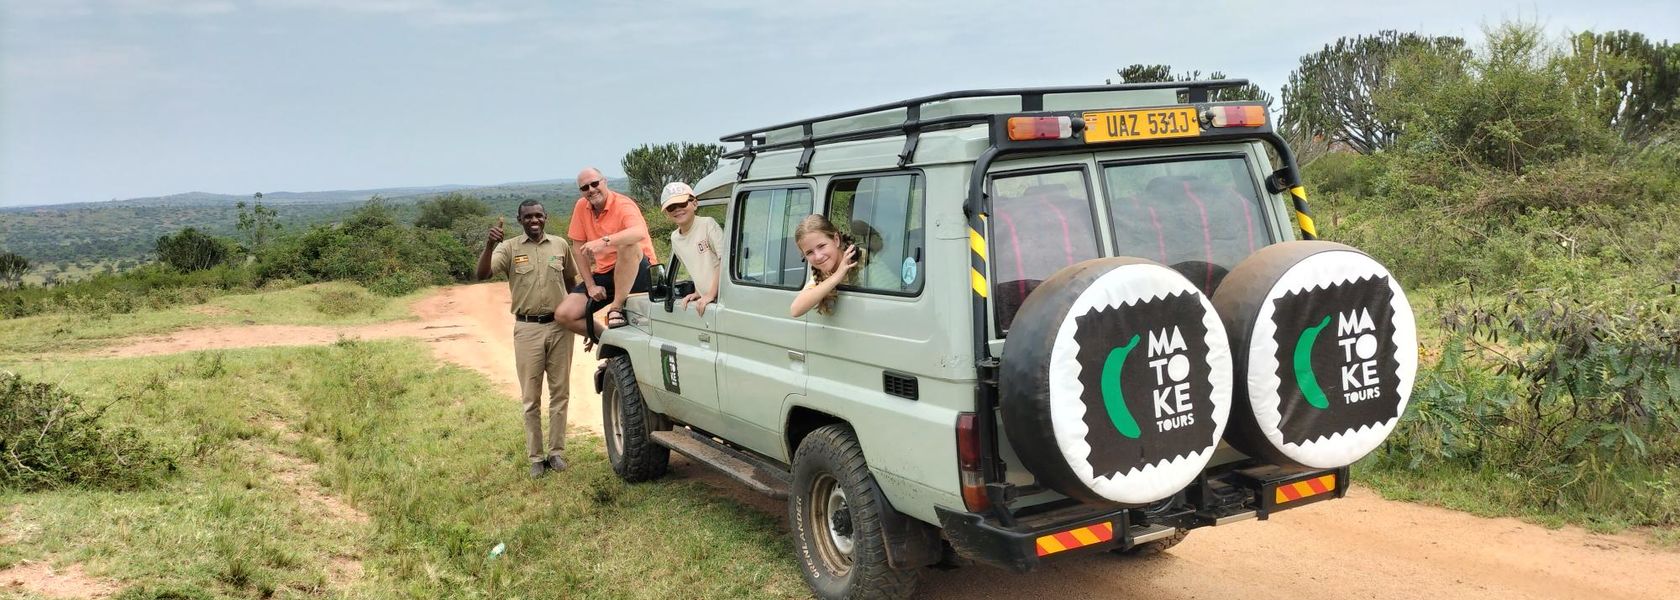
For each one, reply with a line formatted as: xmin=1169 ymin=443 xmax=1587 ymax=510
xmin=719 ymin=79 xmax=1251 ymax=163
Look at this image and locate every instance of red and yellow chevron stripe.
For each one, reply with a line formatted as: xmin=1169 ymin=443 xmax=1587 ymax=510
xmin=1275 ymin=473 xmax=1336 ymax=504
xmin=1034 ymin=522 xmax=1114 ymax=557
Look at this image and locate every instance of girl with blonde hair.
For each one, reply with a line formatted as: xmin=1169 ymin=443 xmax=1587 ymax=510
xmin=789 ymin=214 xmax=861 ymax=317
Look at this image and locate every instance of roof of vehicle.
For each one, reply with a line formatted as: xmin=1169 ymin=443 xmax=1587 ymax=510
xmin=692 ymin=80 xmax=1256 ymax=199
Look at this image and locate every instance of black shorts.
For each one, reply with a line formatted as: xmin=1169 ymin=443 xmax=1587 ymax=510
xmin=572 ymin=257 xmax=653 ymax=313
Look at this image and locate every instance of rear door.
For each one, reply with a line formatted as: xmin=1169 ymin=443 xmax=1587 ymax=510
xmin=715 ymin=184 xmax=813 ymax=458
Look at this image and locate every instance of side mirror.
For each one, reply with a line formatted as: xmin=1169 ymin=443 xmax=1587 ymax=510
xmin=648 ymin=263 xmax=670 ymax=302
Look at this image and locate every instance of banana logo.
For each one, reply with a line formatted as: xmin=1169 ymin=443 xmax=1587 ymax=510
xmin=1100 ymin=334 xmax=1143 ymax=439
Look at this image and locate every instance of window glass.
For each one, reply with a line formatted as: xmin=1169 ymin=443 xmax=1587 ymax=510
xmin=826 ymin=174 xmax=925 ymax=295
xmin=731 ymin=187 xmax=813 ymax=288
xmin=1103 ymin=156 xmax=1269 ymax=294
xmin=989 ymin=169 xmax=1100 ymax=332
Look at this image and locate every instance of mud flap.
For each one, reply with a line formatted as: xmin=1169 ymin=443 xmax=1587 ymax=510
xmin=868 ymin=482 xmax=942 ymax=569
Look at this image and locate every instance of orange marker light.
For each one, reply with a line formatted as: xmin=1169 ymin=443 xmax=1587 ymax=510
xmin=1206 ymin=105 xmax=1267 ymax=128
xmin=1007 ymin=116 xmax=1075 ymax=141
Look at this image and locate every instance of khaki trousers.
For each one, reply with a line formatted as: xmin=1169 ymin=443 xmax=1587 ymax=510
xmin=514 ymin=320 xmax=572 ymax=463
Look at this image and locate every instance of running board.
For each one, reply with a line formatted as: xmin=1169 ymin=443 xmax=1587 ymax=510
xmin=651 ymin=429 xmax=791 ymax=499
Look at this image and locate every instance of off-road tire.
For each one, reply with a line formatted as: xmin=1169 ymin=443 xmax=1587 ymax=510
xmin=602 ymin=355 xmax=669 ymax=482
xmin=1114 ymin=528 xmax=1189 ymax=556
xmin=789 ymin=424 xmax=921 ymax=600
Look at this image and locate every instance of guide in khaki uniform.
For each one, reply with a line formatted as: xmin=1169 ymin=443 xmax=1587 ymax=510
xmin=475 ymin=200 xmax=581 ymax=478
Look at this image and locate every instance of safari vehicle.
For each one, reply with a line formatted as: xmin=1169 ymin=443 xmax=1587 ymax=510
xmin=595 ymin=80 xmax=1418 ymax=600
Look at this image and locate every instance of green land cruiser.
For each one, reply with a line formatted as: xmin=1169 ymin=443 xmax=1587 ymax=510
xmin=595 ymin=81 xmax=1419 ymax=600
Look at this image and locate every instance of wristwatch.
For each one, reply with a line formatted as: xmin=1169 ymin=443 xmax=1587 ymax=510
xmin=602 ymin=235 xmax=611 ymax=246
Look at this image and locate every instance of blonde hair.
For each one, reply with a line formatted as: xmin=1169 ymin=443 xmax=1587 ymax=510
xmin=794 ymin=214 xmax=868 ymax=315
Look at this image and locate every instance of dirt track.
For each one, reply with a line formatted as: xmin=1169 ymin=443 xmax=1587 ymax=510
xmin=98 ymin=283 xmax=1680 ymax=600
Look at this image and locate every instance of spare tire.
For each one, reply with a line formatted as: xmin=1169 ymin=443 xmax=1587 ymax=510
xmin=1000 ymin=257 xmax=1232 ymax=505
xmin=1211 ymin=241 xmax=1418 ymax=469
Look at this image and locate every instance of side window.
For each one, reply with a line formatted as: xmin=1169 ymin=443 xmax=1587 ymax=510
xmin=1102 ymin=156 xmax=1270 ymax=294
xmin=731 ymin=187 xmax=813 ymax=289
xmin=989 ymin=169 xmax=1101 ymax=332
xmin=826 ymin=173 xmax=925 ymax=295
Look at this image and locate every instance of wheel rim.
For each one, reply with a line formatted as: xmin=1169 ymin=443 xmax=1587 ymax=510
xmin=810 ymin=473 xmax=854 ymax=574
xmin=606 ymin=384 xmax=624 ymax=458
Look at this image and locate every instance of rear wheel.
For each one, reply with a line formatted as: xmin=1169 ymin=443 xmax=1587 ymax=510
xmin=602 ymin=355 xmax=669 ymax=482
xmin=790 ymin=424 xmax=920 ymax=600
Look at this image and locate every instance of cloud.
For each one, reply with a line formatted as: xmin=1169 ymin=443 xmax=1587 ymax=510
xmin=254 ymin=0 xmax=525 ymax=26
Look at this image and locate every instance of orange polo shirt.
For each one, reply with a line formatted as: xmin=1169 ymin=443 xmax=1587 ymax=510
xmin=569 ymin=190 xmax=660 ymax=274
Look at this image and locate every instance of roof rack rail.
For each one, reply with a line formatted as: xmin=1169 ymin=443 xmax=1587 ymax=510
xmin=719 ymin=79 xmax=1250 ymax=160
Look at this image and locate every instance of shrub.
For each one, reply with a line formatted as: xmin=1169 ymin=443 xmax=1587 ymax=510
xmin=311 ymin=284 xmax=382 ymax=316
xmin=1379 ymin=290 xmax=1680 ymax=524
xmin=0 ymin=372 xmax=174 ymax=491
xmin=156 ymin=228 xmax=237 ymax=273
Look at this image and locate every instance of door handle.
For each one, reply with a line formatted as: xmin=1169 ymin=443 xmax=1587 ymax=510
xmin=787 ymin=350 xmax=805 ymax=362
xmin=698 ymin=333 xmax=711 ymax=343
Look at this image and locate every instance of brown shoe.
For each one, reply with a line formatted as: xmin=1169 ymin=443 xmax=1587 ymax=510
xmin=546 ymin=455 xmax=568 ymax=472
xmin=529 ymin=461 xmax=547 ymax=478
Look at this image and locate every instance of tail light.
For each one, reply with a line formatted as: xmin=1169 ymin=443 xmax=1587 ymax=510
xmin=956 ymin=412 xmax=990 ymax=512
xmin=1205 ymin=105 xmax=1267 ymax=128
xmin=1006 ymin=116 xmax=1078 ymax=141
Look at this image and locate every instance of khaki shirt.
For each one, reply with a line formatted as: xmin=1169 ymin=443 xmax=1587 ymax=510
xmin=490 ymin=234 xmax=578 ymax=316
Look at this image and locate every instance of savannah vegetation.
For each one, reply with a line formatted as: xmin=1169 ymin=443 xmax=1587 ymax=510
xmin=0 ymin=17 xmax=1675 ymax=599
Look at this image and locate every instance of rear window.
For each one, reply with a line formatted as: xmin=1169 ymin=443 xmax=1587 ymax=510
xmin=988 ymin=169 xmax=1101 ymax=332
xmin=1102 ymin=156 xmax=1269 ymax=294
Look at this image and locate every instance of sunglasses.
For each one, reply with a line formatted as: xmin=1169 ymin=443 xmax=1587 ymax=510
xmin=578 ymin=180 xmax=603 ymax=192
xmin=663 ymin=198 xmax=694 ymax=213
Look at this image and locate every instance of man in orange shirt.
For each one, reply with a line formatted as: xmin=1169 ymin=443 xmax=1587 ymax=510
xmin=558 ymin=167 xmax=659 ymax=340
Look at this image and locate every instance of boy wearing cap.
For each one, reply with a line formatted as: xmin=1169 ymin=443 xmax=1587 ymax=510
xmin=661 ymin=182 xmax=724 ymax=316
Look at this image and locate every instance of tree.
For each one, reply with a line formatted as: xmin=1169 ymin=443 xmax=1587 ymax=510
xmin=0 ymin=251 xmax=28 ymax=288
xmin=620 ymin=142 xmax=727 ymax=205
xmin=414 ymin=192 xmax=490 ymax=230
xmin=155 ymin=228 xmax=230 ymax=272
xmin=1564 ymin=30 xmax=1680 ymax=143
xmin=236 ymin=192 xmax=280 ymax=254
xmin=1280 ymin=31 xmax=1469 ymax=154
xmin=1107 ymin=64 xmax=1274 ymax=107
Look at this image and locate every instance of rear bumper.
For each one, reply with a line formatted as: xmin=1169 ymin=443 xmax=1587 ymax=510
xmin=937 ymin=465 xmax=1349 ymax=572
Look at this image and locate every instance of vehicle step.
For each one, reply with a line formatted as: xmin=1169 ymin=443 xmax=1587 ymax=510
xmin=651 ymin=429 xmax=790 ymax=500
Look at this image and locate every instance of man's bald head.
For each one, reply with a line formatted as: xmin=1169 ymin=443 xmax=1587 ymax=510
xmin=577 ymin=167 xmax=609 ymax=209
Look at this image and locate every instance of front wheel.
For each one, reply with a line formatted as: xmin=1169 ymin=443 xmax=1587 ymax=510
xmin=789 ymin=424 xmax=920 ymax=600
xmin=602 ymin=355 xmax=669 ymax=482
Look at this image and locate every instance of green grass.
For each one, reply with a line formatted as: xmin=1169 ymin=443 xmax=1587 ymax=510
xmin=1356 ymin=453 xmax=1680 ymax=544
xmin=0 ymin=282 xmax=422 ymax=359
xmin=0 ymin=340 xmax=806 ymax=598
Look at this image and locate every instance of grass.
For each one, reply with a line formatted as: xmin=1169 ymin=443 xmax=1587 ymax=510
xmin=0 ymin=281 xmax=422 ymax=360
xmin=0 ymin=339 xmax=806 ymax=598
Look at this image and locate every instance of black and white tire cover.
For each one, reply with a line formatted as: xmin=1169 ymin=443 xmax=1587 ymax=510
xmin=1211 ymin=241 xmax=1418 ymax=469
xmin=1000 ymin=257 xmax=1232 ymax=505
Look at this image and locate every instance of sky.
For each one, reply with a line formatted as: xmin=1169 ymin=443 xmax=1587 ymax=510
xmin=2 ymin=0 xmax=1677 ymax=207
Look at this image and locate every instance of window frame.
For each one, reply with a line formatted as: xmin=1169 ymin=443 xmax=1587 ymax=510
xmin=821 ymin=169 xmax=929 ymax=298
xmin=728 ymin=184 xmax=815 ymax=291
xmin=983 ymin=164 xmax=1103 ymax=336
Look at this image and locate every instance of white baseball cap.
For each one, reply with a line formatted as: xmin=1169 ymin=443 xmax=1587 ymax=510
xmin=659 ymin=182 xmax=696 ymax=210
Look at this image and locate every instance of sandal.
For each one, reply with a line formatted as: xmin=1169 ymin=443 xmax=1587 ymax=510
xmin=606 ymin=308 xmax=629 ymax=329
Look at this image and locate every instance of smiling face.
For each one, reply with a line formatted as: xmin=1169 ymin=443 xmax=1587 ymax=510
xmin=517 ymin=204 xmax=547 ymax=240
xmin=577 ymin=168 xmax=608 ymax=209
xmin=663 ymin=197 xmax=695 ymax=227
xmin=798 ymin=229 xmax=843 ymax=276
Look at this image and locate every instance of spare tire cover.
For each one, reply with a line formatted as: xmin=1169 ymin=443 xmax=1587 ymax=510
xmin=1000 ymin=257 xmax=1232 ymax=505
xmin=1211 ymin=241 xmax=1417 ymax=469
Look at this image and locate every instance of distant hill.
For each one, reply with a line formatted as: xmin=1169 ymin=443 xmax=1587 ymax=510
xmin=0 ymin=177 xmax=629 ymax=283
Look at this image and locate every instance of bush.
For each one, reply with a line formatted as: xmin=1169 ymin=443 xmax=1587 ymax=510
xmin=156 ymin=228 xmax=237 ymax=273
xmin=0 ymin=372 xmax=174 ymax=491
xmin=255 ymin=201 xmax=474 ymax=297
xmin=1378 ymin=289 xmax=1680 ymax=525
xmin=311 ymin=284 xmax=382 ymax=316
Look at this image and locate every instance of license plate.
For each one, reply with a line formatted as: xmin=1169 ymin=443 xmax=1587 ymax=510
xmin=1083 ymin=107 xmax=1200 ymax=143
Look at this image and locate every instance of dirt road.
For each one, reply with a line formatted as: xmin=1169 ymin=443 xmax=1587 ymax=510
xmin=100 ymin=283 xmax=1680 ymax=600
